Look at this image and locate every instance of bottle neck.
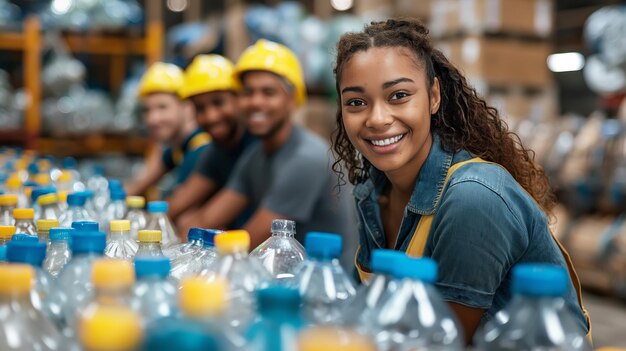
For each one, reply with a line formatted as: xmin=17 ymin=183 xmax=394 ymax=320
xmin=0 ymin=205 xmax=15 ymax=212
xmin=0 ymin=292 xmax=34 ymax=306
xmin=272 ymin=230 xmax=295 ymax=238
xmin=110 ymin=230 xmax=132 ymax=240
xmin=220 ymin=249 xmax=247 ymax=259
xmin=49 ymin=240 xmax=69 ymax=249
xmin=15 ymin=219 xmax=34 ymax=226
xmin=94 ymin=286 xmax=133 ymax=305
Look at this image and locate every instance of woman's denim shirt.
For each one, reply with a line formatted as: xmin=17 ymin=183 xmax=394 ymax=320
xmin=353 ymin=134 xmax=589 ymax=332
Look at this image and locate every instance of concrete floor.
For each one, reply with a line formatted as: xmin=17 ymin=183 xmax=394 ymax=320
xmin=584 ymin=291 xmax=626 ymax=348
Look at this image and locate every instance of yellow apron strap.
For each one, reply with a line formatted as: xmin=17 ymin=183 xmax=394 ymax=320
xmin=355 ymin=245 xmax=373 ymax=282
xmin=172 ymin=147 xmax=184 ymax=166
xmin=188 ymin=132 xmax=211 ymax=151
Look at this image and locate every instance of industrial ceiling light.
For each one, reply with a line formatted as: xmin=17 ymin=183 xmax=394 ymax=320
xmin=331 ymin=0 xmax=354 ymax=12
xmin=547 ymin=52 xmax=585 ymax=73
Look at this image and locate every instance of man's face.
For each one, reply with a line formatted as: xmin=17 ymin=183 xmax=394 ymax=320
xmin=142 ymin=93 xmax=184 ymax=143
xmin=190 ymin=91 xmax=240 ymax=145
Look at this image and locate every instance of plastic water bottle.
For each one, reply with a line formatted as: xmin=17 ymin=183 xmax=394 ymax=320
xmin=131 ymin=257 xmax=177 ymax=325
xmin=0 ymin=225 xmax=16 ymax=245
xmin=125 ymin=195 xmax=147 ymax=241
xmin=61 ymin=157 xmax=82 ymax=185
xmin=0 ymin=194 xmax=18 ymax=225
xmin=37 ymin=193 xmax=62 ymax=220
xmin=246 ymin=286 xmax=304 ymax=351
xmin=31 ymin=186 xmax=55 ymax=218
xmin=343 ymin=249 xmax=405 ymax=328
xmin=104 ymin=188 xmax=127 ymax=232
xmin=55 ymin=171 xmax=74 ymax=195
xmin=105 ymin=220 xmax=138 ymax=260
xmin=13 ymin=208 xmax=37 ymax=235
xmin=11 ymin=233 xmax=39 ymax=242
xmin=86 ymin=165 xmax=108 ymax=212
xmin=164 ymin=227 xmax=205 ymax=260
xmin=80 ymin=258 xmax=134 ymax=312
xmin=56 ymin=230 xmax=106 ymax=333
xmin=79 ymin=305 xmax=142 ymax=351
xmin=142 ymin=316 xmax=223 ymax=351
xmin=136 ymin=229 xmax=164 ymax=257
xmin=473 ymin=264 xmax=592 ymax=351
xmin=0 ymin=264 xmax=68 ymax=351
xmin=59 ymin=193 xmax=92 ymax=228
xmin=6 ymin=240 xmax=62 ymax=322
xmin=370 ymin=256 xmax=463 ymax=351
xmin=43 ymin=227 xmax=73 ymax=278
xmin=179 ymin=276 xmax=245 ymax=349
xmin=292 ymin=232 xmax=356 ymax=325
xmin=37 ymin=219 xmax=59 ymax=244
xmin=5 ymin=176 xmax=28 ymax=208
xmin=298 ymin=327 xmax=377 ymax=351
xmin=76 ymin=191 xmax=100 ymax=224
xmin=145 ymin=201 xmax=179 ymax=247
xmin=170 ymin=228 xmax=220 ymax=283
xmin=71 ymin=220 xmax=99 ymax=232
xmin=249 ymin=219 xmax=305 ymax=282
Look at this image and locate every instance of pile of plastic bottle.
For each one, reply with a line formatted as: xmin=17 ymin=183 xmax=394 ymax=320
xmin=0 ymin=149 xmax=592 ymax=351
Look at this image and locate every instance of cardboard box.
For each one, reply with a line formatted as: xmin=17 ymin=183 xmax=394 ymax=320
xmin=429 ymin=0 xmax=553 ymax=38
xmin=438 ymin=36 xmax=552 ymax=89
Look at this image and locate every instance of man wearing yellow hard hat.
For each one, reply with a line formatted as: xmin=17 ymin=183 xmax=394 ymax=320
xmin=179 ymin=40 xmax=355 ymax=250
xmin=127 ymin=62 xmax=210 ymax=196
xmin=167 ymin=55 xmax=257 ymax=221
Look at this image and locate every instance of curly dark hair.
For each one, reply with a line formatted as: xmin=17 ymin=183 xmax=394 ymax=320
xmin=332 ymin=18 xmax=556 ymax=215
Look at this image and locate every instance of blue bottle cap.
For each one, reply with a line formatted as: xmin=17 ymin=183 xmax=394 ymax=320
xmin=202 ymin=229 xmax=221 ymax=247
xmin=76 ymin=190 xmax=94 ymax=200
xmin=147 ymin=201 xmax=168 ymax=213
xmin=31 ymin=186 xmax=56 ymax=202
xmin=0 ymin=173 xmax=8 ymax=183
xmin=93 ymin=165 xmax=105 ymax=176
xmin=304 ymin=232 xmax=342 ymax=259
xmin=62 ymin=157 xmax=77 ymax=170
xmin=0 ymin=245 xmax=6 ymax=261
xmin=257 ymin=285 xmax=301 ymax=314
xmin=186 ymin=228 xmax=205 ymax=242
xmin=371 ymin=249 xmax=405 ymax=275
xmin=11 ymin=234 xmax=39 ymax=242
xmin=71 ymin=231 xmax=106 ymax=254
xmin=141 ymin=317 xmax=220 ymax=351
xmin=23 ymin=180 xmax=37 ymax=187
xmin=67 ymin=193 xmax=87 ymax=207
xmin=391 ymin=256 xmax=438 ymax=283
xmin=49 ymin=227 xmax=74 ymax=241
xmin=512 ymin=263 xmax=568 ymax=297
xmin=27 ymin=162 xmax=39 ymax=175
xmin=72 ymin=221 xmax=99 ymax=232
xmin=110 ymin=189 xmax=127 ymax=201
xmin=108 ymin=179 xmax=122 ymax=190
xmin=6 ymin=240 xmax=47 ymax=267
xmin=134 ymin=257 xmax=171 ymax=279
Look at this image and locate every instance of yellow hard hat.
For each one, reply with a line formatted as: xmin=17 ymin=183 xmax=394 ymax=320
xmin=179 ymin=54 xmax=239 ymax=99
xmin=137 ymin=62 xmax=184 ymax=98
xmin=234 ymin=39 xmax=307 ymax=106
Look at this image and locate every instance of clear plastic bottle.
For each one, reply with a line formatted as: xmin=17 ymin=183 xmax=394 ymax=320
xmin=0 ymin=225 xmax=16 ymax=245
xmin=0 ymin=194 xmax=18 ymax=225
xmin=76 ymin=191 xmax=99 ymax=224
xmin=199 ymin=230 xmax=271 ymax=334
xmin=43 ymin=227 xmax=73 ymax=278
xmin=86 ymin=165 xmax=109 ymax=213
xmin=249 ymin=219 xmax=305 ymax=282
xmin=343 ymin=249 xmax=405 ymax=328
xmin=55 ymin=230 xmax=107 ymax=334
xmin=246 ymin=286 xmax=304 ymax=351
xmin=30 ymin=187 xmax=55 ymax=219
xmin=61 ymin=157 xmax=82 ymax=186
xmin=164 ymin=227 xmax=205 ymax=260
xmin=5 ymin=176 xmax=28 ymax=208
xmin=37 ymin=219 xmax=59 ymax=244
xmin=473 ymin=264 xmax=592 ymax=351
xmin=145 ymin=201 xmax=179 ymax=247
xmin=170 ymin=228 xmax=220 ymax=284
xmin=0 ymin=264 xmax=68 ymax=351
xmin=37 ymin=193 xmax=62 ymax=220
xmin=6 ymin=240 xmax=63 ymax=323
xmin=142 ymin=316 xmax=223 ymax=351
xmin=292 ymin=232 xmax=357 ymax=325
xmin=125 ymin=195 xmax=147 ymax=241
xmin=105 ymin=220 xmax=138 ymax=260
xmin=55 ymin=171 xmax=74 ymax=194
xmin=135 ymin=229 xmax=164 ymax=257
xmin=104 ymin=188 xmax=127 ymax=233
xmin=131 ymin=257 xmax=178 ymax=326
xmin=13 ymin=208 xmax=37 ymax=235
xmin=78 ymin=305 xmax=142 ymax=351
xmin=59 ymin=193 xmax=92 ymax=228
xmin=71 ymin=220 xmax=99 ymax=232
xmin=11 ymin=233 xmax=39 ymax=242
xmin=370 ymin=256 xmax=463 ymax=351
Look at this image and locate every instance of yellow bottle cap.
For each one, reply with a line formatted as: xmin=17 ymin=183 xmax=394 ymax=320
xmin=57 ymin=191 xmax=68 ymax=203
xmin=13 ymin=208 xmax=34 ymax=220
xmin=91 ymin=259 xmax=135 ymax=289
xmin=34 ymin=173 xmax=51 ymax=186
xmin=0 ymin=225 xmax=16 ymax=239
xmin=37 ymin=159 xmax=51 ymax=172
xmin=298 ymin=327 xmax=377 ymax=351
xmin=79 ymin=306 xmax=142 ymax=351
xmin=0 ymin=264 xmax=34 ymax=295
xmin=110 ymin=220 xmax=131 ymax=233
xmin=37 ymin=193 xmax=58 ymax=206
xmin=0 ymin=194 xmax=18 ymax=206
xmin=24 ymin=187 xmax=32 ymax=200
xmin=214 ymin=230 xmax=250 ymax=254
xmin=138 ymin=230 xmax=161 ymax=243
xmin=179 ymin=277 xmax=228 ymax=318
xmin=15 ymin=159 xmax=27 ymax=171
xmin=37 ymin=219 xmax=60 ymax=232
xmin=6 ymin=176 xmax=21 ymax=189
xmin=126 ymin=196 xmax=145 ymax=208
xmin=58 ymin=171 xmax=72 ymax=183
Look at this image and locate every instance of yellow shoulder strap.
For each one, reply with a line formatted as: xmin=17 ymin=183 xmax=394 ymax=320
xmin=188 ymin=132 xmax=211 ymax=151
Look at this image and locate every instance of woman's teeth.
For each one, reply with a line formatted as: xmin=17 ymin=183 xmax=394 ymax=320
xmin=370 ymin=134 xmax=404 ymax=146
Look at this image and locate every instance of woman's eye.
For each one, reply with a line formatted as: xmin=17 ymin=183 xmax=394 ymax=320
xmin=390 ymin=92 xmax=409 ymax=100
xmin=346 ymin=99 xmax=365 ymax=107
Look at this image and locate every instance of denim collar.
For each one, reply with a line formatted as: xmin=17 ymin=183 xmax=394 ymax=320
xmin=353 ymin=133 xmax=454 ymax=215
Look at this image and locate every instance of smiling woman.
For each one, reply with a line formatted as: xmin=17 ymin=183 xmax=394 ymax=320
xmin=331 ymin=18 xmax=591 ymax=345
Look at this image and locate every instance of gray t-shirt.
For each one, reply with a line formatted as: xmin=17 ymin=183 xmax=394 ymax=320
xmin=227 ymin=125 xmax=357 ymax=253
xmin=193 ymin=131 xmax=257 ymax=187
